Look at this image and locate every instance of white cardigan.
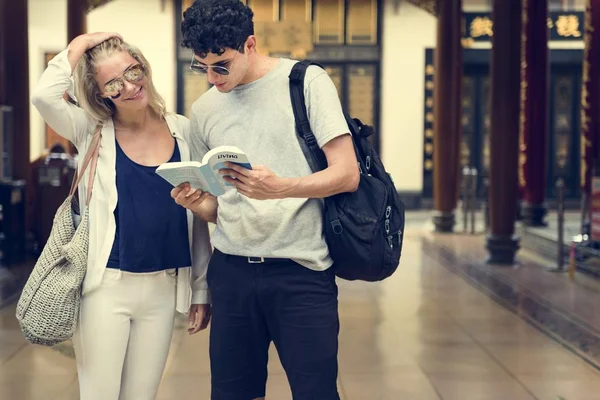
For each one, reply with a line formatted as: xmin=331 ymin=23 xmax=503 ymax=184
xmin=31 ymin=48 xmax=211 ymax=313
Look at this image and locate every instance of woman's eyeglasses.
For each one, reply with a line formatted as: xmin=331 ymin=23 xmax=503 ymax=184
xmin=102 ymin=64 xmax=146 ymax=99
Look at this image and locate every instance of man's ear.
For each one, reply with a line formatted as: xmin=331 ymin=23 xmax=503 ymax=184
xmin=245 ymin=36 xmax=257 ymax=53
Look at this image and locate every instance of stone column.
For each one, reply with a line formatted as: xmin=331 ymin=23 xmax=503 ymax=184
xmin=519 ymin=0 xmax=549 ymax=227
xmin=486 ymin=0 xmax=522 ymax=264
xmin=432 ymin=0 xmax=463 ymax=233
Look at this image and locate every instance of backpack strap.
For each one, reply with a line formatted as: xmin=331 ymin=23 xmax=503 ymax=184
xmin=289 ymin=60 xmax=369 ymax=175
xmin=289 ymin=60 xmax=328 ymax=173
xmin=289 ymin=60 xmax=345 ymax=233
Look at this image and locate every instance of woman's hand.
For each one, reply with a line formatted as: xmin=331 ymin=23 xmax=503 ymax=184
xmin=171 ymin=183 xmax=218 ymax=223
xmin=171 ymin=183 xmax=211 ymax=212
xmin=188 ymin=304 xmax=211 ymax=335
xmin=70 ymin=32 xmax=123 ymax=51
xmin=67 ymin=32 xmax=123 ymax=71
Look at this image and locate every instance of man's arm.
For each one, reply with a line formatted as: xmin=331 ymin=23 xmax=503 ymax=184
xmin=221 ymin=134 xmax=359 ymax=199
xmin=221 ymin=66 xmax=359 ymax=200
xmin=171 ymin=184 xmax=218 ymax=223
xmin=286 ymin=134 xmax=359 ymax=197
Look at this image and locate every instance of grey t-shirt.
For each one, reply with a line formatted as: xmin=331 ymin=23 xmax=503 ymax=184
xmin=189 ymin=58 xmax=349 ymax=271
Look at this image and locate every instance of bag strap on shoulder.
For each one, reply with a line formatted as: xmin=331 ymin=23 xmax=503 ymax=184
xmin=289 ymin=60 xmax=368 ymax=175
xmin=68 ymin=124 xmax=102 ymax=206
xmin=289 ymin=60 xmax=328 ymax=173
xmin=289 ymin=61 xmax=344 ymax=231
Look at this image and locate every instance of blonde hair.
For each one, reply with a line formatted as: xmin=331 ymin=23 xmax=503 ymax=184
xmin=73 ymin=38 xmax=166 ymax=122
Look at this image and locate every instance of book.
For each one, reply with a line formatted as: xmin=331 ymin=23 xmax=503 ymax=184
xmin=155 ymin=145 xmax=251 ymax=197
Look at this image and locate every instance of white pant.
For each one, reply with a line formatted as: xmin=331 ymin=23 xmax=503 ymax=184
xmin=73 ymin=268 xmax=177 ymax=400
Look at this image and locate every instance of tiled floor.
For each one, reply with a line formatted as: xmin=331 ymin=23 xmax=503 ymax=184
xmin=1 ymin=231 xmax=600 ymax=399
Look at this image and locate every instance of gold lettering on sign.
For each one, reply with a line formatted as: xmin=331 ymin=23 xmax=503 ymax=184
xmin=581 ymin=0 xmax=592 ymax=188
xmin=555 ymin=15 xmax=582 ymax=37
xmin=557 ymin=137 xmax=569 ymax=168
xmin=425 ymin=143 xmax=433 ymax=155
xmin=426 ymin=112 xmax=434 ymax=123
xmin=519 ymin=0 xmax=528 ymax=189
xmin=425 ymin=160 xmax=433 ymax=171
xmin=470 ymin=16 xmax=494 ymax=38
xmin=461 ymin=142 xmax=471 ymax=166
xmin=461 ymin=38 xmax=474 ymax=48
xmin=426 ymin=81 xmax=434 ymax=90
xmin=425 ymin=129 xmax=434 ymax=138
xmin=426 ymin=65 xmax=434 ymax=75
xmin=426 ymin=97 xmax=433 ymax=108
xmin=519 ymin=153 xmax=528 ymax=176
xmin=582 ymin=135 xmax=592 ymax=184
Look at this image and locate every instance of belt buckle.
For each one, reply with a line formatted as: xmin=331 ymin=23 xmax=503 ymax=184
xmin=248 ymin=257 xmax=264 ymax=264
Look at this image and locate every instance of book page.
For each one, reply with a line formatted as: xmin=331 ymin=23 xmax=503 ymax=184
xmin=198 ymin=164 xmax=225 ymax=197
xmin=155 ymin=162 xmax=210 ymax=192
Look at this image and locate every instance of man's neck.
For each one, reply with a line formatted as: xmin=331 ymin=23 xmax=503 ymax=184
xmin=239 ymin=54 xmax=279 ymax=85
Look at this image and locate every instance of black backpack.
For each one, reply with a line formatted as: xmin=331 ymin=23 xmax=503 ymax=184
xmin=289 ymin=60 xmax=405 ymax=282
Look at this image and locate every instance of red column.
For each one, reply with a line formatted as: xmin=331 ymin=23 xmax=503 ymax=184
xmin=65 ymin=0 xmax=87 ymax=153
xmin=67 ymin=0 xmax=87 ymax=42
xmin=0 ymin=0 xmax=5 ymax=106
xmin=432 ymin=0 xmax=462 ymax=233
xmin=581 ymin=0 xmax=600 ymax=235
xmin=519 ymin=0 xmax=549 ymax=227
xmin=0 ymin=0 xmax=30 ymax=181
xmin=486 ymin=0 xmax=522 ymax=264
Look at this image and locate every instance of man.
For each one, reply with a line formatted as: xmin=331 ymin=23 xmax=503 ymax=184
xmin=172 ymin=1 xmax=359 ymax=399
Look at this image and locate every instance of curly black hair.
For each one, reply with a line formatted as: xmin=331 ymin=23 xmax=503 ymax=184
xmin=181 ymin=0 xmax=254 ymax=57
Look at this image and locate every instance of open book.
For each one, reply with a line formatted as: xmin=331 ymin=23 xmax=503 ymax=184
xmin=155 ymin=146 xmax=251 ymax=197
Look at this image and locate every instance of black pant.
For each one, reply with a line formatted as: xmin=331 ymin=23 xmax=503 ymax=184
xmin=208 ymin=249 xmax=340 ymax=400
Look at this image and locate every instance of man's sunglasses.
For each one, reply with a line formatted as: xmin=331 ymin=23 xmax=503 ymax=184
xmin=189 ymin=44 xmax=244 ymax=76
xmin=102 ymin=64 xmax=146 ymax=99
xmin=190 ymin=58 xmax=232 ymax=76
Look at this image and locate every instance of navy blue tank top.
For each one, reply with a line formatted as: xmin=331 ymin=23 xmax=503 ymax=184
xmin=107 ymin=138 xmax=191 ymax=272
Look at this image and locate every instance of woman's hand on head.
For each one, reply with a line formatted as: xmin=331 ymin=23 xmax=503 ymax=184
xmin=69 ymin=32 xmax=123 ymax=52
xmin=67 ymin=32 xmax=123 ymax=71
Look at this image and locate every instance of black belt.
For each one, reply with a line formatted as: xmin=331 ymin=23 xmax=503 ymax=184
xmin=216 ymin=249 xmax=290 ymax=264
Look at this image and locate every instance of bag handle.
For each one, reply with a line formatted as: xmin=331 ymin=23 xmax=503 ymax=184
xmin=68 ymin=125 xmax=102 ymax=206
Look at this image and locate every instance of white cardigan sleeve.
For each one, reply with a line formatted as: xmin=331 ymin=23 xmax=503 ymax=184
xmin=178 ymin=114 xmax=213 ymax=304
xmin=31 ymin=48 xmax=94 ymax=149
xmin=191 ymin=216 xmax=212 ymax=304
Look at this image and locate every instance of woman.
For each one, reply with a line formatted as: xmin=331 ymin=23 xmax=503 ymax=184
xmin=31 ymin=32 xmax=211 ymax=400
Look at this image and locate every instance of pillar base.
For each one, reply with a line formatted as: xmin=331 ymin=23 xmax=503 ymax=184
xmin=486 ymin=234 xmax=520 ymax=265
xmin=522 ymin=202 xmax=547 ymax=227
xmin=433 ymin=211 xmax=455 ymax=233
xmin=516 ymin=200 xmax=523 ymax=221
